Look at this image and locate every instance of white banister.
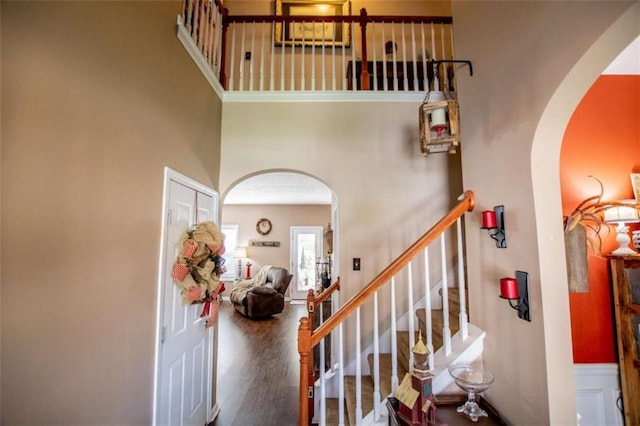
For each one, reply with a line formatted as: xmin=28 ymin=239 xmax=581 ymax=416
xmin=371 ymin=22 xmax=378 ymax=92
xmin=248 ymin=22 xmax=255 ymax=90
xmin=423 ymin=249 xmax=435 ymax=370
xmin=400 ymin=22 xmax=408 ymax=91
xmin=390 ymin=24 xmax=398 ymax=91
xmin=238 ymin=22 xmax=246 ymax=91
xmin=390 ymin=277 xmax=398 ymax=392
xmin=440 ymin=234 xmax=452 ymax=356
xmin=338 ymin=323 xmax=345 ymax=426
xmin=355 ymin=307 xmax=362 ymax=425
xmin=300 ymin=21 xmax=306 ymax=90
xmin=228 ymin=25 xmax=236 ymax=90
xmin=319 ymin=301 xmax=326 ymax=426
xmin=258 ymin=22 xmax=266 ymax=91
xmin=407 ymin=261 xmax=415 ymax=370
xmin=410 ymin=23 xmax=418 ymax=91
xmin=372 ymin=291 xmax=381 ymax=420
xmin=381 ymin=22 xmax=388 ymax=91
xmin=457 ymin=217 xmax=468 ymax=340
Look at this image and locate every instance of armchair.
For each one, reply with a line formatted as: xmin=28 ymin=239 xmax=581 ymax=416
xmin=229 ymin=266 xmax=293 ymax=319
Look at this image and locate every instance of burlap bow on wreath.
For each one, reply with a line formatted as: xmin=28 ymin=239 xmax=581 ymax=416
xmin=172 ymin=221 xmax=226 ymax=328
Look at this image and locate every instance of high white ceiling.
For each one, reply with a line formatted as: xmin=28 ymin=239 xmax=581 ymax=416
xmin=225 ymin=36 xmax=639 ymax=205
xmin=224 ymin=172 xmax=332 ymax=205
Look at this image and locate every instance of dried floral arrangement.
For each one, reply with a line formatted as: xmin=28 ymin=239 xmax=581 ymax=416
xmin=564 ymin=176 xmax=640 ymax=253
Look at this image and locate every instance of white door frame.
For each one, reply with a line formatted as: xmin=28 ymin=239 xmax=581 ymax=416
xmin=152 ymin=167 xmax=220 ymax=426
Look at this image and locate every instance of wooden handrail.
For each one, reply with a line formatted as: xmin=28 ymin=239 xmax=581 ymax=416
xmin=224 ymin=14 xmax=453 ymax=24
xmin=309 ymin=190 xmax=474 ymax=348
xmin=315 ymin=277 xmax=341 ymax=305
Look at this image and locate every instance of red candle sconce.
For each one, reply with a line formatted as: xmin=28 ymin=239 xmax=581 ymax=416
xmin=499 ymin=271 xmax=531 ymax=322
xmin=480 ymin=205 xmax=506 ymax=248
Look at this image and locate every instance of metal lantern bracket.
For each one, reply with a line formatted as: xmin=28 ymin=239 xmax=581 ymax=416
xmin=432 ymin=60 xmax=474 ymax=80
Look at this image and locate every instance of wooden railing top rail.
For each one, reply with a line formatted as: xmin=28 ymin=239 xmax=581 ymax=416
xmin=309 ymin=190 xmax=474 ymax=347
xmin=225 ymin=14 xmax=453 ymax=25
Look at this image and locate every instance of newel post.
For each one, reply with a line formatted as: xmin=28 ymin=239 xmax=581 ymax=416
xmin=305 ymin=289 xmax=316 ymax=420
xmin=358 ymin=8 xmax=369 ymax=90
xmin=298 ymin=317 xmax=312 ymax=425
xmin=219 ymin=7 xmax=230 ymax=89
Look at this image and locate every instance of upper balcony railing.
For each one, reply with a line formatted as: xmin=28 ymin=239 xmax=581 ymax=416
xmin=178 ymin=0 xmax=455 ymax=95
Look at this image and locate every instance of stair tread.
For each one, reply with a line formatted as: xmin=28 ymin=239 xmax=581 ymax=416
xmin=344 ymin=375 xmax=374 ymax=425
xmin=366 ymin=353 xmax=408 ymax=399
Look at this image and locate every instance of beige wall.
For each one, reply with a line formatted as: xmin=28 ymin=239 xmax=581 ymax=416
xmin=1 ymin=1 xmax=222 ymax=424
xmin=453 ymin=1 xmax=639 ymax=425
xmin=221 ymin=203 xmax=331 ymax=297
xmin=219 ymin=100 xmax=463 ymax=363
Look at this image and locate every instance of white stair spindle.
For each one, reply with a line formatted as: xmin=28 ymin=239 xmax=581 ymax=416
xmin=238 ymin=22 xmax=246 ymax=91
xmin=371 ymin=22 xmax=378 ymax=91
xmin=355 ymin=307 xmax=362 ymax=425
xmin=319 ymin=302 xmax=326 ymax=426
xmin=381 ymin=23 xmax=388 ymax=91
xmin=321 ymin=23 xmax=326 ymax=91
xmin=411 ymin=22 xmax=418 ymax=91
xmin=457 ymin=217 xmax=469 ymax=340
xmin=311 ymin=22 xmax=316 ymax=91
xmin=228 ymin=25 xmax=237 ymax=91
xmin=390 ymin=276 xmax=398 ymax=392
xmin=249 ymin=21 xmax=256 ymax=90
xmin=407 ymin=261 xmax=415 ymax=370
xmin=400 ymin=22 xmax=408 ymax=91
xmin=259 ymin=21 xmax=266 ymax=91
xmin=331 ymin=25 xmax=336 ymax=90
xmin=422 ymin=249 xmax=435 ymax=370
xmin=338 ymin=323 xmax=345 ymax=426
xmin=270 ymin=22 xmax=275 ymax=90
xmin=440 ymin=233 xmax=452 ymax=356
xmin=301 ymin=21 xmax=306 ymax=90
xmin=373 ymin=291 xmax=381 ymax=420
xmin=391 ymin=24 xmax=397 ymax=91
xmin=290 ymin=20 xmax=295 ymax=90
xmin=350 ymin=23 xmax=356 ymax=91
xmin=440 ymin=23 xmax=447 ymax=89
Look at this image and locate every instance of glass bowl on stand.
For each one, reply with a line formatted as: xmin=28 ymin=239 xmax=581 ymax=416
xmin=448 ymin=364 xmax=495 ymax=422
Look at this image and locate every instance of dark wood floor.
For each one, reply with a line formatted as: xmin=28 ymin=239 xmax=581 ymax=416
xmin=212 ymin=300 xmax=306 ymax=426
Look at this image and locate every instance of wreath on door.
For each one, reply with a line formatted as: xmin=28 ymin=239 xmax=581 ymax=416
xmin=171 ymin=221 xmax=227 ymax=328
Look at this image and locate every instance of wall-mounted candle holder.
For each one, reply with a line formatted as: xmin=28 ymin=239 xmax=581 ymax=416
xmin=499 ymin=271 xmax=531 ymax=322
xmin=481 ymin=205 xmax=507 ymax=248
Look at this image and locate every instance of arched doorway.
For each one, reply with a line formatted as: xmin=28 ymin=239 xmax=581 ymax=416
xmin=220 ymin=170 xmax=338 ymax=302
xmin=531 ymin=4 xmax=639 ymax=422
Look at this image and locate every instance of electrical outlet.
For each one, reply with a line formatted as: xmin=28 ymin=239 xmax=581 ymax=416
xmin=353 ymin=258 xmax=360 ymax=271
xmin=245 ymin=51 xmax=251 ymax=60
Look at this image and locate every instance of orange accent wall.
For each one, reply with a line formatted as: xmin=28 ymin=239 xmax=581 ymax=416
xmin=560 ymin=75 xmax=640 ymax=363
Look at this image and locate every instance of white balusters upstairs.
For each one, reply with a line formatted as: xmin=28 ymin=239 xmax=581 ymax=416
xmin=177 ymin=2 xmax=454 ymax=94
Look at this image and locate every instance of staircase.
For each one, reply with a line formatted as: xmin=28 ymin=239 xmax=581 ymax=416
xmin=324 ymin=288 xmax=472 ymax=425
xmin=298 ymin=191 xmax=483 ymax=426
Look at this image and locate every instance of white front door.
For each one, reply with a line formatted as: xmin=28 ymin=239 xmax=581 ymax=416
xmin=155 ymin=173 xmax=218 ymax=426
xmin=290 ymin=226 xmax=323 ymax=300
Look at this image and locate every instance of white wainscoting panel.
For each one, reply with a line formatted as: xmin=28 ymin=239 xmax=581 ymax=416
xmin=574 ymin=363 xmax=623 ymax=426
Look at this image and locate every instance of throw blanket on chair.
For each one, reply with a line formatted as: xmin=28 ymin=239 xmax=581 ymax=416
xmin=229 ymin=265 xmax=272 ymax=305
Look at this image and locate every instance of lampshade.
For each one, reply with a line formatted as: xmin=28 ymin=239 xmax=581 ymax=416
xmin=604 ymin=203 xmax=640 ymax=224
xmin=234 ymin=247 xmax=247 ymax=259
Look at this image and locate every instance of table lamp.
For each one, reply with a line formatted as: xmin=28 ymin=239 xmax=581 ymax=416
xmin=234 ymin=247 xmax=247 ymax=280
xmin=604 ymin=202 xmax=640 ymax=255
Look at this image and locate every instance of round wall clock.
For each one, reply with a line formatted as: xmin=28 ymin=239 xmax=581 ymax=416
xmin=256 ymin=218 xmax=272 ymax=235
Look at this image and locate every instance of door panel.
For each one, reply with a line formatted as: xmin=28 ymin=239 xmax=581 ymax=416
xmin=157 ymin=180 xmax=216 ymax=426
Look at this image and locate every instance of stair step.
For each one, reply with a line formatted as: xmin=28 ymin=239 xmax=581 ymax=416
xmin=344 ymin=375 xmax=375 ymax=425
xmin=366 ymin=353 xmax=408 ymax=399
xmin=325 ymin=397 xmax=347 ymax=425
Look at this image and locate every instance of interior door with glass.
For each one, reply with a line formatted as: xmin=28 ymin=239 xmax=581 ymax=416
xmin=290 ymin=226 xmax=323 ymax=301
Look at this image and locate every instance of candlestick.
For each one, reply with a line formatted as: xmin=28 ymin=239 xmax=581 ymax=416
xmin=500 ymin=277 xmax=519 ymax=299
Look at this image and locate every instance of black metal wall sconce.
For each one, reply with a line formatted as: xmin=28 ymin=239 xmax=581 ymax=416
xmin=499 ymin=271 xmax=531 ymax=322
xmin=481 ymin=205 xmax=507 ymax=248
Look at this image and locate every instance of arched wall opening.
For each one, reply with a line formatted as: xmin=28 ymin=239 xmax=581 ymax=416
xmin=532 ymin=2 xmax=639 ymax=421
xmin=219 ymin=169 xmax=338 ymax=300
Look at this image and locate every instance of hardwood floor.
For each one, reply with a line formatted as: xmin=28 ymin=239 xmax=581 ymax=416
xmin=211 ymin=300 xmax=306 ymax=426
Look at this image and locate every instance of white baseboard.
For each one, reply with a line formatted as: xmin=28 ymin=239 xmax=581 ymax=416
xmin=574 ymin=363 xmax=623 ymax=426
